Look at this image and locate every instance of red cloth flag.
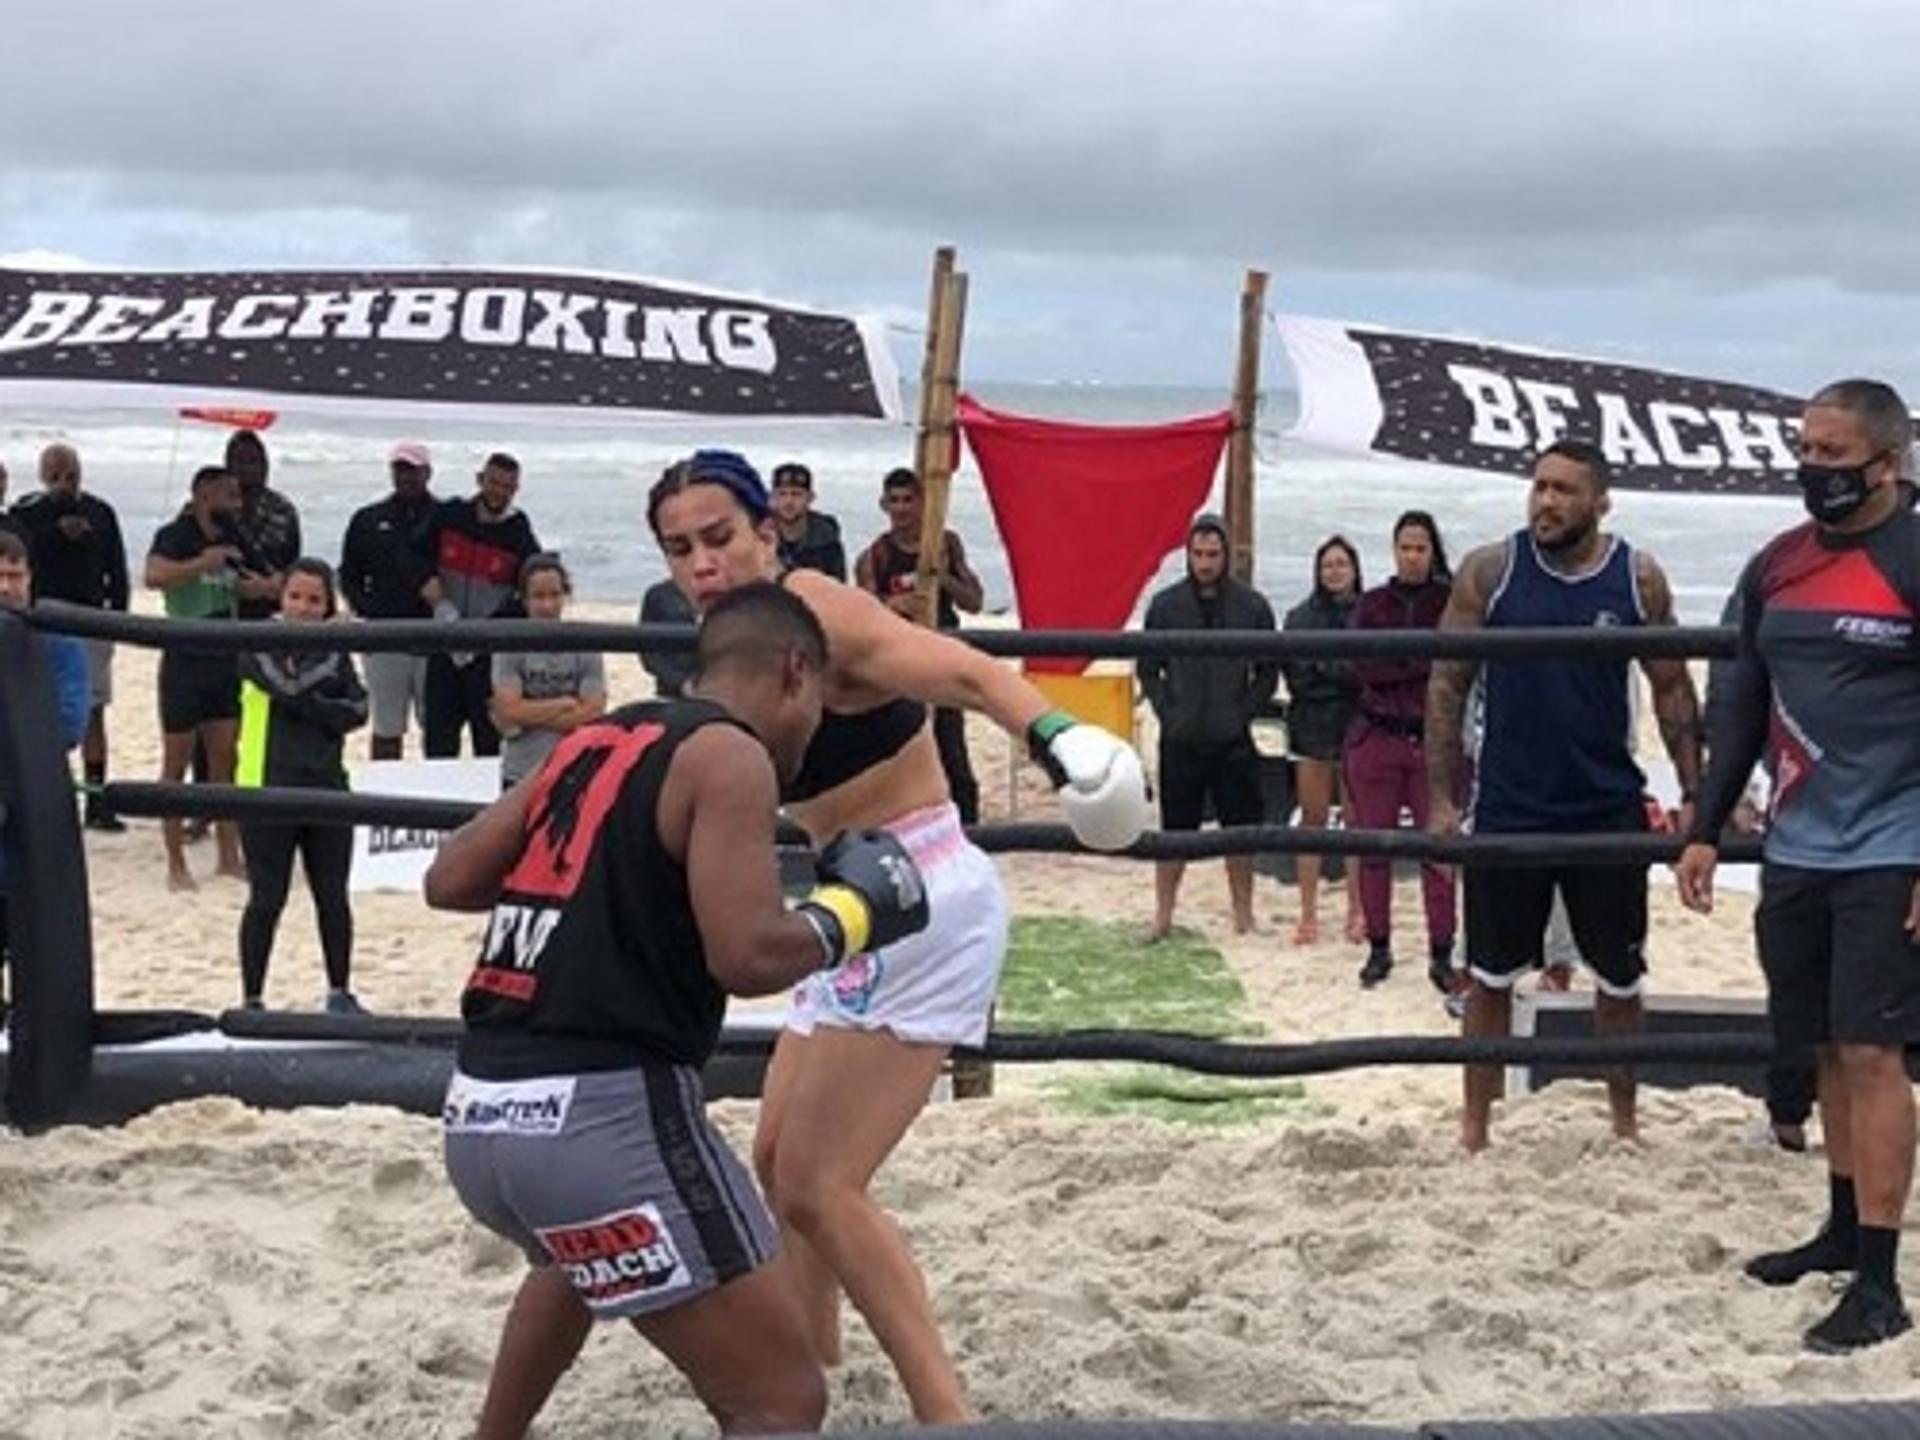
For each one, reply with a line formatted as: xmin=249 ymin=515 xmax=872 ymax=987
xmin=180 ymin=405 xmax=278 ymax=430
xmin=958 ymin=393 xmax=1231 ymax=674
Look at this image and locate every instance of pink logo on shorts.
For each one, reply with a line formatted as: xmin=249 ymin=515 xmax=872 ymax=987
xmin=825 ymin=951 xmax=885 ymax=1017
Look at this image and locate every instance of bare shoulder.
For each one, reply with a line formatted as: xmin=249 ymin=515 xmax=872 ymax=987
xmin=1631 ymin=544 xmax=1676 ymax=620
xmin=1451 ymin=541 xmax=1508 ymax=608
xmin=673 ymin=718 xmax=773 ymax=784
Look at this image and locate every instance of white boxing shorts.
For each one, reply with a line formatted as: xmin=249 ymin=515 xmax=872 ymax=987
xmin=788 ymin=803 xmax=1009 ymax=1048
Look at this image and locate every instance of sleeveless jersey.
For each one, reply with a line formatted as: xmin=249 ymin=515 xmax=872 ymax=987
xmin=866 ymin=532 xmax=960 ymax=629
xmin=1471 ymin=532 xmax=1646 ymax=833
xmin=458 ymin=698 xmax=742 ymax=1079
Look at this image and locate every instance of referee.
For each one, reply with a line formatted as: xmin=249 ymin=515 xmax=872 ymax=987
xmin=1680 ymin=378 xmax=1920 ymax=1355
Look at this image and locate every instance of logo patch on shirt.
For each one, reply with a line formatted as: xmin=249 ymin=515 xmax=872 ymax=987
xmin=1832 ymin=615 xmax=1914 ymax=648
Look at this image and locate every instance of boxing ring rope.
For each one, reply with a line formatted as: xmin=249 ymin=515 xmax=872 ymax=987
xmin=3 ymin=604 xmax=1771 ymax=1136
xmin=11 ymin=608 xmax=1916 ymax=1438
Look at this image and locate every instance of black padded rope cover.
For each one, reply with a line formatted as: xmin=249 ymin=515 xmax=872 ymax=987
xmin=804 ymin=1423 xmax=1407 ymax=1439
xmin=0 ymin=612 xmax=95 ymax=1131
xmin=1418 ymin=1398 xmax=1920 ymax=1438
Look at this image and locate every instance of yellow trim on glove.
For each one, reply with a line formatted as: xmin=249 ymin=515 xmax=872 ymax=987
xmin=807 ymin=884 xmax=872 ymax=957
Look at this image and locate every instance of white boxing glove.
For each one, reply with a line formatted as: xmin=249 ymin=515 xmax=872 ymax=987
xmin=1027 ymin=710 xmax=1150 ymax=851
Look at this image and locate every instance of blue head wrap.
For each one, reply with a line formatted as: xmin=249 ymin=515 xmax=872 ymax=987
xmin=684 ymin=449 xmax=770 ymax=519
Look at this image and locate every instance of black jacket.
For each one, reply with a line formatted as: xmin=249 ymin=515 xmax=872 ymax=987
xmin=1138 ymin=576 xmax=1278 ymax=747
xmin=1281 ymin=592 xmax=1358 ymax=711
xmin=339 ymin=492 xmax=436 ymax=620
xmin=777 ymin=513 xmax=847 ymax=582
xmin=237 ymin=650 xmax=368 ymax=790
xmin=11 ymin=491 xmax=129 ymax=610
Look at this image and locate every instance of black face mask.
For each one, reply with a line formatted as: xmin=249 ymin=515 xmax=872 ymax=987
xmin=1795 ymin=452 xmax=1883 ymax=523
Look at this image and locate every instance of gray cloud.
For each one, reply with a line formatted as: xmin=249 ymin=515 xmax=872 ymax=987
xmin=4 ymin=2 xmax=1919 ymax=383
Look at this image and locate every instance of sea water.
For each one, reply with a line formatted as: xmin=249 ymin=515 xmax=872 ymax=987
xmin=0 ymin=383 xmax=1798 ymax=623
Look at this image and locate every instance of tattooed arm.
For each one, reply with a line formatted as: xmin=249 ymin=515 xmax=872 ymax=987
xmin=1425 ymin=543 xmax=1504 ymax=834
xmin=1635 ymin=550 xmax=1703 ymax=808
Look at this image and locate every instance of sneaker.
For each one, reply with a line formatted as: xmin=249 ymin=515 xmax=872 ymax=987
xmin=1805 ymin=1276 xmax=1912 ymax=1355
xmin=241 ymin=996 xmax=265 ymax=1011
xmin=1443 ymin=971 xmax=1472 ymax=1021
xmin=84 ymin=805 xmax=127 ymax=834
xmin=324 ymin=990 xmax=368 ymax=1016
xmin=1772 ymin=1122 xmax=1810 ymax=1154
xmin=1745 ymin=1224 xmax=1855 ymax=1287
xmin=1427 ymin=947 xmax=1455 ymax=995
xmin=1358 ymin=946 xmax=1393 ymax=989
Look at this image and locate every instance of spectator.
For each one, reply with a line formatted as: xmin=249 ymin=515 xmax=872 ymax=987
xmin=1282 ymin=535 xmax=1363 ymax=946
xmin=639 ymin=573 xmax=699 ymax=699
xmin=339 ymin=442 xmax=437 ymax=760
xmin=491 ymin=554 xmax=607 ymax=791
xmin=771 ymin=461 xmax=847 ymax=579
xmin=12 ymin=443 xmax=130 ymax=831
xmin=1428 ymin=440 xmax=1700 ymax=1152
xmin=225 ymin=429 xmax=300 ymax=619
xmin=1346 ymin=510 xmax=1455 ymax=989
xmin=0 ymin=529 xmax=89 ymax=1022
xmin=418 ymin=452 xmax=542 ymax=759
xmin=856 ymin=466 xmax=984 ymax=822
xmin=235 ymin=558 xmax=369 ymax=1014
xmin=1138 ymin=513 xmax=1278 ymax=939
xmin=145 ymin=465 xmax=266 ymax=890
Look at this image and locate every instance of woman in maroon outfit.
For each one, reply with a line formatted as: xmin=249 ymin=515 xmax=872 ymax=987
xmin=1344 ymin=511 xmax=1456 ymax=990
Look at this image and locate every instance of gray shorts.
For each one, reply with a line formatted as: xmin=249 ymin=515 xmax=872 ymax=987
xmin=363 ymin=652 xmax=427 ymax=740
xmin=82 ymin=638 xmax=113 ymax=709
xmin=442 ymin=1063 xmax=777 ymax=1320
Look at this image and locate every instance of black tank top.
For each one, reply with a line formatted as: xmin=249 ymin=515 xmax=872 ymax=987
xmin=776 ymin=569 xmax=927 ymax=802
xmin=865 ymin=532 xmax=960 ymax=629
xmin=458 ymin=698 xmax=741 ymax=1078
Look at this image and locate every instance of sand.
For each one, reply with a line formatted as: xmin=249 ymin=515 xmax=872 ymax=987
xmin=5 ymin=600 xmax=1918 ymax=1436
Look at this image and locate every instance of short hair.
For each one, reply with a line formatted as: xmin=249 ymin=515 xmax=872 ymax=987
xmin=1808 ymin=378 xmax=1914 ymax=457
xmin=881 ymin=466 xmax=919 ymax=495
xmin=520 ymin=552 xmax=572 ymax=593
xmin=190 ymin=464 xmax=232 ymax=493
xmin=0 ymin=530 xmax=28 ymax=566
xmin=1538 ymin=437 xmax=1610 ymax=494
xmin=285 ymin=557 xmax=339 ymax=618
xmin=483 ymin=451 xmax=521 ymax=476
xmin=772 ymin=462 xmax=813 ymax=490
xmin=697 ymin=581 xmax=827 ymax=678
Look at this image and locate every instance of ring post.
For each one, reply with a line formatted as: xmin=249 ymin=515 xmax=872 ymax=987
xmin=0 ymin=611 xmax=96 ymax=1132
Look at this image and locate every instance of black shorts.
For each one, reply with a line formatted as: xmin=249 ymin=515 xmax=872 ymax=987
xmin=158 ymin=653 xmax=239 ymax=735
xmin=1287 ymin=701 xmax=1351 ymax=763
xmin=1465 ymin=806 xmax=1649 ymax=996
xmin=1757 ymin=864 xmax=1920 ymax=1053
xmin=1158 ymin=737 xmax=1264 ymax=832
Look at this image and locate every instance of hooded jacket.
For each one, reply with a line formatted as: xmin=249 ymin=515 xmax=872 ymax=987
xmin=1139 ymin=523 xmax=1278 ymax=747
xmin=1281 ymin=590 xmax=1358 ymax=712
xmin=236 ymin=649 xmax=369 ymax=791
xmin=1348 ymin=576 xmax=1450 ymax=728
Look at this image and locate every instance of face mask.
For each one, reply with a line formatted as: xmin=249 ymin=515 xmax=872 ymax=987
xmin=1795 ymin=455 xmax=1880 ymax=523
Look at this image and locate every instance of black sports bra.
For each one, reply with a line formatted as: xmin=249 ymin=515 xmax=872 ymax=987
xmin=777 ymin=569 xmax=928 ymax=801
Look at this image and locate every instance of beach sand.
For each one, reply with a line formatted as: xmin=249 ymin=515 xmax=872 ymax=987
xmin=5 ymin=601 xmax=1917 ymax=1435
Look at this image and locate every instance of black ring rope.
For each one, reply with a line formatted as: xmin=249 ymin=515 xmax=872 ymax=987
xmin=100 ymin=783 xmax=1765 ymax=866
xmin=24 ymin=601 xmax=1737 ymax=661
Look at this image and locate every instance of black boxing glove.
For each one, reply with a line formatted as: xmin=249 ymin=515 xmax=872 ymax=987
xmin=795 ymin=828 xmax=931 ymax=963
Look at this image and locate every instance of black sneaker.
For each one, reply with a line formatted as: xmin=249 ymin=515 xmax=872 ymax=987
xmin=1427 ymin=950 xmax=1454 ymax=995
xmin=1358 ymin=946 xmax=1393 ymax=989
xmin=325 ymin=990 xmax=368 ymax=1016
xmin=1805 ymin=1276 xmax=1912 ymax=1354
xmin=84 ymin=805 xmax=127 ymax=834
xmin=1745 ymin=1224 xmax=1855 ymax=1287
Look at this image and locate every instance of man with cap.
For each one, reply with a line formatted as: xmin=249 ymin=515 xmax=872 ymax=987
xmin=771 ymin=462 xmax=847 ymax=581
xmin=1138 ymin=513 xmax=1279 ymax=939
xmin=339 ymin=442 xmax=438 ymax=760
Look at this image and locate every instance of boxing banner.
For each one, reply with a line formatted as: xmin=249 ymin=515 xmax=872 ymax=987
xmin=959 ymin=393 xmax=1231 ymax=674
xmin=1274 ymin=315 xmax=1805 ymax=496
xmin=348 ymin=757 xmax=500 ymax=894
xmin=0 ymin=265 xmax=901 ymax=426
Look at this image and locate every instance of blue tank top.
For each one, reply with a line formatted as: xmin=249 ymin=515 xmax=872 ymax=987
xmin=1471 ymin=532 xmax=1646 ymax=833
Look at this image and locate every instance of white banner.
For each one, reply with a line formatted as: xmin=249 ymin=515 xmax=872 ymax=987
xmin=1274 ymin=313 xmax=1806 ymax=497
xmin=349 ymin=757 xmax=499 ymax=895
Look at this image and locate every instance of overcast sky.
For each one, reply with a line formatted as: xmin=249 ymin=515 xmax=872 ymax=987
xmin=5 ymin=2 xmax=1919 ymax=393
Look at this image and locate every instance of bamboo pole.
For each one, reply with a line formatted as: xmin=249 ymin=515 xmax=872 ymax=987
xmin=1225 ymin=268 xmax=1269 ymax=585
xmin=911 ymin=264 xmax=968 ymax=627
xmin=912 ymin=246 xmax=956 ymax=483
